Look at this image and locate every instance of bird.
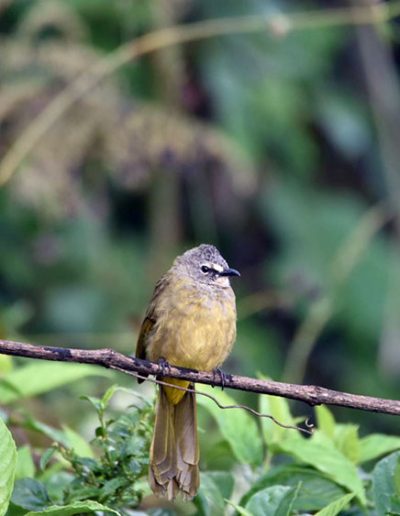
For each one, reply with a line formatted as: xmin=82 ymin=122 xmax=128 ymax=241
xmin=135 ymin=244 xmax=239 ymax=500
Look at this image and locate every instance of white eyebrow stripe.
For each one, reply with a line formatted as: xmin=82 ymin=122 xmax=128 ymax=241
xmin=212 ymin=263 xmax=224 ymax=273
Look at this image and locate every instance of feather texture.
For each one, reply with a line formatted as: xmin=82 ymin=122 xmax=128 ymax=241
xmin=149 ymin=385 xmax=199 ymax=500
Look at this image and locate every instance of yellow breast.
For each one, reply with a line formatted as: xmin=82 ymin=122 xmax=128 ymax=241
xmin=146 ymin=277 xmax=237 ymax=372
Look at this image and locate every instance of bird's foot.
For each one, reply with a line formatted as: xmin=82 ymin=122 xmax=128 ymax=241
xmin=212 ymin=368 xmax=227 ymax=390
xmin=157 ymin=357 xmax=171 ymax=377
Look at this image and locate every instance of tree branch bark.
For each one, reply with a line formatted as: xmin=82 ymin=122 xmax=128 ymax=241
xmin=0 ymin=339 xmax=399 ymax=416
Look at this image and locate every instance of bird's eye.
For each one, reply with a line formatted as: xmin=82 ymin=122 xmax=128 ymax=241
xmin=201 ymin=265 xmax=209 ymax=273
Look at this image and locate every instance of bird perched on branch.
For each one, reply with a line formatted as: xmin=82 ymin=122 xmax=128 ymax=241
xmin=136 ymin=244 xmax=239 ymax=500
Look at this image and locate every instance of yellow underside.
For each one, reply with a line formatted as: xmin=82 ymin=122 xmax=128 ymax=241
xmin=162 ymin=377 xmax=190 ymax=405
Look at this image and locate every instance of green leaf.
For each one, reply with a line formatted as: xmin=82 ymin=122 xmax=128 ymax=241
xmin=333 ymin=424 xmax=360 ymax=464
xmin=24 ymin=418 xmax=68 ymax=446
xmin=259 ymin=392 xmax=301 ymax=450
xmin=11 ymin=479 xmax=51 ymax=510
xmin=225 ymin=500 xmax=251 ymax=516
xmin=0 ymin=379 xmax=22 ymax=398
xmin=39 ymin=448 xmax=57 ymax=471
xmin=24 ymin=501 xmax=120 ymax=515
xmin=101 ymin=477 xmax=127 ymax=497
xmin=372 ymin=450 xmax=400 ymax=515
xmin=359 ymin=434 xmax=400 ymax=463
xmin=197 ymin=386 xmax=263 ymax=465
xmin=315 ymin=493 xmax=355 ymax=516
xmin=15 ymin=446 xmax=35 ymax=480
xmin=0 ymin=362 xmax=111 ymax=404
xmin=80 ymin=395 xmax=102 ymax=412
xmin=41 ymin=471 xmax=74 ymax=502
xmin=244 ymin=485 xmax=297 ymax=516
xmin=240 ymin=465 xmax=346 ymax=512
xmin=195 ymin=473 xmax=225 ymax=516
xmin=101 ymin=384 xmax=120 ymax=407
xmin=62 ymin=426 xmax=94 ymax=458
xmin=315 ymin=406 xmax=336 ymax=439
xmin=0 ymin=417 xmax=17 ymax=516
xmin=279 ymin=431 xmax=366 ymax=504
xmin=0 ymin=355 xmax=13 ymax=374
xmin=206 ymin=471 xmax=234 ymax=500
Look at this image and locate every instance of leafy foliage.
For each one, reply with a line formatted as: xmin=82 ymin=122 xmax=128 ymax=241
xmin=0 ymin=363 xmax=111 ymax=404
xmin=0 ymin=385 xmax=399 ymax=514
xmin=197 ymin=387 xmax=263 ymax=466
xmin=8 ymin=387 xmax=152 ymax=514
xmin=0 ymin=417 xmax=17 ymax=516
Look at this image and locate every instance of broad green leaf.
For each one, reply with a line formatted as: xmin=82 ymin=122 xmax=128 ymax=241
xmin=62 ymin=426 xmax=94 ymax=458
xmin=11 ymin=479 xmax=51 ymax=510
xmin=202 ymin=439 xmax=238 ymax=471
xmin=259 ymin=392 xmax=301 ymax=450
xmin=315 ymin=406 xmax=335 ymax=439
xmin=24 ymin=500 xmax=120 ymax=515
xmin=101 ymin=478 xmax=126 ymax=497
xmin=0 ymin=418 xmax=17 ymax=516
xmin=359 ymin=434 xmax=400 ymax=464
xmin=41 ymin=470 xmax=76 ymax=502
xmin=280 ymin=431 xmax=366 ymax=504
xmin=0 ymin=362 xmax=111 ymax=404
xmin=206 ymin=471 xmax=234 ymax=500
xmin=315 ymin=493 xmax=355 ymax=516
xmin=197 ymin=386 xmax=263 ymax=465
xmin=15 ymin=446 xmax=35 ymax=480
xmin=24 ymin=418 xmax=68 ymax=446
xmin=244 ymin=485 xmax=297 ymax=516
xmin=0 ymin=379 xmax=22 ymax=398
xmin=0 ymin=355 xmax=13 ymax=374
xmin=372 ymin=450 xmax=400 ymax=515
xmin=333 ymin=424 xmax=360 ymax=463
xmin=225 ymin=500 xmax=251 ymax=516
xmin=240 ymin=465 xmax=345 ymax=512
xmin=195 ymin=473 xmax=225 ymax=516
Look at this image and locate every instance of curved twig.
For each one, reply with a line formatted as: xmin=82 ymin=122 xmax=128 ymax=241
xmin=112 ymin=367 xmax=313 ymax=435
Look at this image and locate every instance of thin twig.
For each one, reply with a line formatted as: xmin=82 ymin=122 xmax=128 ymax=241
xmin=0 ymin=339 xmax=399 ymax=416
xmin=1 ymin=2 xmax=400 ymax=186
xmin=111 ymin=366 xmax=312 ymax=435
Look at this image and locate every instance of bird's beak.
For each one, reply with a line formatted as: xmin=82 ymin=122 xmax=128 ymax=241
xmin=220 ymin=267 xmax=240 ymax=277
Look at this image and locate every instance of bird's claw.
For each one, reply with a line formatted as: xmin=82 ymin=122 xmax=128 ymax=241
xmin=212 ymin=368 xmax=227 ymax=390
xmin=157 ymin=357 xmax=171 ymax=377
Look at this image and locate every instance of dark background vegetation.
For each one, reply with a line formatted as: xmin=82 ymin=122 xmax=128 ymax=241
xmin=1 ymin=0 xmax=400 ymax=513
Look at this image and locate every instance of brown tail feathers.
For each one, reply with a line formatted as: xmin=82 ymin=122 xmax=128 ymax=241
xmin=149 ymin=382 xmax=200 ymax=500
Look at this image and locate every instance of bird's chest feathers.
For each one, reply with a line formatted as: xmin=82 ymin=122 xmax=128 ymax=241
xmin=148 ymin=280 xmax=236 ymax=370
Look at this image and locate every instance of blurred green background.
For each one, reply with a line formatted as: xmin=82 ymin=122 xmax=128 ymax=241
xmin=1 ymin=0 xmax=400 ymax=443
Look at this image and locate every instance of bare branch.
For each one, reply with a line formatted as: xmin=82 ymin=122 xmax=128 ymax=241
xmin=0 ymin=339 xmax=399 ymax=416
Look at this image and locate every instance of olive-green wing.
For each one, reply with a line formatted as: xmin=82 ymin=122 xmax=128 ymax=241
xmin=136 ymin=316 xmax=155 ymax=360
xmin=135 ymin=316 xmax=155 ymax=384
xmin=135 ymin=276 xmax=168 ymax=382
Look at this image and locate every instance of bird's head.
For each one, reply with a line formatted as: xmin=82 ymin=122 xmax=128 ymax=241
xmin=173 ymin=244 xmax=240 ymax=288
